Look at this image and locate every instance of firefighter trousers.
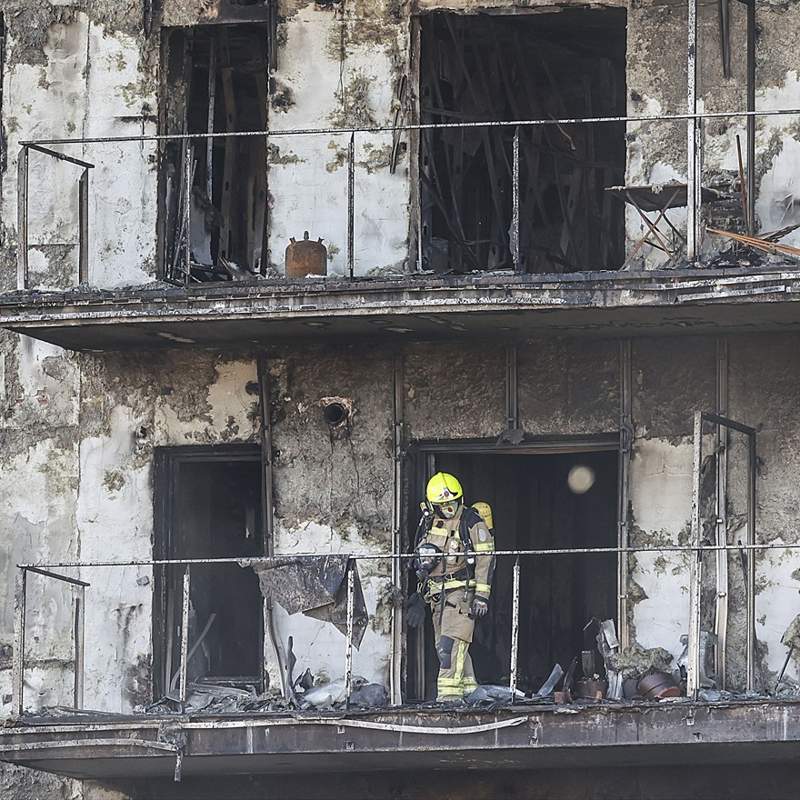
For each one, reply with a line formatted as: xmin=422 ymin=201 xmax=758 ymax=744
xmin=431 ymin=589 xmax=477 ymax=701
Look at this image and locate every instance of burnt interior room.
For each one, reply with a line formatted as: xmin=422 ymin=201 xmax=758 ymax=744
xmin=155 ymin=448 xmax=264 ymax=694
xmin=160 ymin=24 xmax=269 ymax=283
xmin=419 ymin=10 xmax=627 ymax=274
xmin=407 ymin=449 xmax=618 ymax=700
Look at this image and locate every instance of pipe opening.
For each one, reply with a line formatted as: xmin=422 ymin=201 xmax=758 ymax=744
xmin=322 ymin=401 xmax=349 ymax=427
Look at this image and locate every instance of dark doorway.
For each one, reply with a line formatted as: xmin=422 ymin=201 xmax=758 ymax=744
xmin=419 ymin=10 xmax=627 ymax=273
xmin=159 ymin=24 xmax=269 ymax=283
xmin=406 ymin=447 xmax=618 ymax=700
xmin=154 ymin=446 xmax=264 ymax=696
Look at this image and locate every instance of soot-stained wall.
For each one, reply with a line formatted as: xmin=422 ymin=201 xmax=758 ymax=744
xmin=3 ymin=0 xmax=800 ymax=289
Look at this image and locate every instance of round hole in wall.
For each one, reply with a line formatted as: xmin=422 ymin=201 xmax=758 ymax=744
xmin=322 ymin=401 xmax=349 ymax=428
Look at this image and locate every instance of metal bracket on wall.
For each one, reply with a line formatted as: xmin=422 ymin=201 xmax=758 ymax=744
xmin=497 ymin=345 xmax=524 ymax=445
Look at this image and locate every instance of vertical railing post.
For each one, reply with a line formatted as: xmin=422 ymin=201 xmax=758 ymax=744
xmin=746 ymin=431 xmax=757 ymax=691
xmin=17 ymin=146 xmax=29 ymax=290
xmin=714 ymin=338 xmax=729 ymax=689
xmin=344 ymin=559 xmax=355 ymax=706
xmin=511 ymin=127 xmax=521 ymax=272
xmin=617 ymin=339 xmax=633 ymax=650
xmin=509 ymin=557 xmax=520 ymax=703
xmin=687 ymin=411 xmax=703 ymax=699
xmin=686 ymin=0 xmax=701 ymax=261
xmin=73 ymin=584 xmax=86 ymax=710
xmin=390 ymin=355 xmax=405 ymax=706
xmin=12 ymin=568 xmax=27 ymax=716
xmin=347 ymin=132 xmax=355 ymax=279
xmin=179 ymin=567 xmax=191 ymax=705
xmin=78 ymin=168 xmax=89 ymax=285
xmin=184 ymin=141 xmax=193 ymax=288
xmin=745 ymin=0 xmax=756 ymax=235
xmin=206 ymin=38 xmax=217 ymax=205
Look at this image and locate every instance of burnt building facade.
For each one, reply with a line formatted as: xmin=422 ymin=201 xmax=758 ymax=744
xmin=0 ymin=0 xmax=800 ymax=798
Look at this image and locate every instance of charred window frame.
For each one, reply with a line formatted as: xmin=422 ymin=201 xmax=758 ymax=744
xmin=157 ymin=21 xmax=271 ymax=285
xmin=416 ymin=10 xmax=627 ymax=275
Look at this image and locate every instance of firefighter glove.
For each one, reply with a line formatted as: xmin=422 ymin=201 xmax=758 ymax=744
xmin=406 ymin=591 xmax=426 ymax=628
xmin=470 ymin=596 xmax=489 ymax=618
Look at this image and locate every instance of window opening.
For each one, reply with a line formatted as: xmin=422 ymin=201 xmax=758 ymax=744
xmin=419 ymin=9 xmax=627 ymax=273
xmin=154 ymin=447 xmax=264 ymax=695
xmin=406 ymin=448 xmax=618 ymax=700
xmin=160 ymin=24 xmax=269 ymax=283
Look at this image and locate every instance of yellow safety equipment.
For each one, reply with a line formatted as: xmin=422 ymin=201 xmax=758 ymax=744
xmin=471 ymin=501 xmax=494 ymax=530
xmin=426 ymin=472 xmax=463 ymax=505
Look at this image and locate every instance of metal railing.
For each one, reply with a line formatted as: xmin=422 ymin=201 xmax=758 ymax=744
xmin=17 ymin=145 xmax=94 ymax=291
xmin=11 ymin=534 xmax=800 ymax=717
xmin=13 ymin=106 xmax=800 ymax=291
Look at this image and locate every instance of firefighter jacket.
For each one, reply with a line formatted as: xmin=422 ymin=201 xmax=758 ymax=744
xmin=417 ymin=504 xmax=495 ymax=601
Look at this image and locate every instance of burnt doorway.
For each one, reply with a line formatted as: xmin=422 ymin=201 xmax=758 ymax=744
xmin=406 ymin=445 xmax=618 ymax=700
xmin=159 ymin=24 xmax=270 ymax=283
xmin=154 ymin=445 xmax=265 ymax=696
xmin=419 ymin=9 xmax=627 ymax=273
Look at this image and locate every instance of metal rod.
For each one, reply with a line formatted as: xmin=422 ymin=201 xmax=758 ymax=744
xmin=183 ymin=141 xmax=193 ymax=288
xmin=12 ymin=569 xmax=27 ymax=716
xmin=746 ymin=0 xmax=756 ymax=236
xmin=714 ymin=338 xmax=729 ymax=689
xmin=509 ymin=557 xmax=520 ymax=701
xmin=345 ymin=560 xmax=355 ymax=706
xmin=20 ymin=540 xmax=800 ymax=571
xmin=348 ymin=132 xmax=355 ymax=279
xmin=23 ymin=566 xmax=90 ymax=587
xmin=700 ymin=412 xmax=757 ymax=436
xmin=24 ymin=143 xmax=95 ymax=169
xmin=618 ymin=339 xmax=633 ymax=650
xmin=17 ymin=146 xmax=29 ymax=291
xmin=78 ymin=169 xmax=89 ymax=285
xmin=73 ymin=585 xmax=85 ymax=710
xmin=179 ymin=567 xmax=191 ymax=705
xmin=511 ymin=127 xmax=520 ymax=272
xmin=18 ymin=108 xmax=800 ymax=148
xmin=687 ymin=411 xmax=703 ymax=699
xmin=747 ymin=429 xmax=757 ymax=691
xmin=686 ymin=0 xmax=699 ymax=261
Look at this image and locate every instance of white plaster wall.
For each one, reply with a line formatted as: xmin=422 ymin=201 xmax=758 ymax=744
xmin=83 ymin=22 xmax=158 ymax=287
xmin=1 ymin=14 xmax=157 ymax=292
xmin=2 ymin=19 xmax=90 ymax=288
xmin=76 ymin=405 xmax=153 ymax=713
xmin=268 ymin=7 xmax=409 ymax=276
xmin=629 ymin=437 xmax=693 ymax=663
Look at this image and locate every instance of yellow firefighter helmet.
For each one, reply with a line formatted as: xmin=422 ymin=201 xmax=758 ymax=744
xmin=425 ymin=472 xmax=464 ymax=504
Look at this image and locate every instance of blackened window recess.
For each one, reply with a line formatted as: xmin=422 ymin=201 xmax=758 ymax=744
xmin=419 ymin=10 xmax=627 ymax=274
xmin=154 ymin=447 xmax=265 ymax=693
xmin=159 ymin=24 xmax=269 ymax=284
xmin=406 ymin=449 xmax=618 ymax=701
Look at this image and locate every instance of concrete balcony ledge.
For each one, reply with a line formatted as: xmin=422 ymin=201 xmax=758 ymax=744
xmin=0 ymin=266 xmax=799 ymax=350
xmin=2 ymin=699 xmax=800 ymax=780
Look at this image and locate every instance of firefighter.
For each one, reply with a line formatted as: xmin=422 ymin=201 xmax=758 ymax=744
xmin=410 ymin=472 xmax=496 ymax=702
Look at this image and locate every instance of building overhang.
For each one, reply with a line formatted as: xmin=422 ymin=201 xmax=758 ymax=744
xmin=3 ymin=701 xmax=800 ymax=781
xmin=0 ymin=268 xmax=799 ymax=350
